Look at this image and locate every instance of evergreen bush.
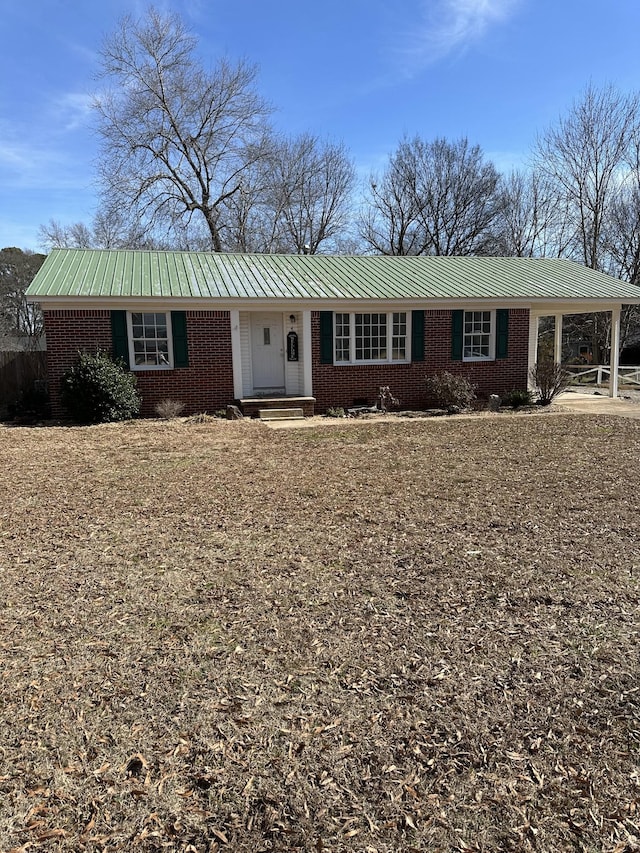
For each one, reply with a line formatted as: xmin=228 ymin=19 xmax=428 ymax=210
xmin=60 ymin=350 xmax=141 ymax=423
xmin=502 ymin=388 xmax=534 ymax=409
xmin=425 ymin=371 xmax=477 ymax=413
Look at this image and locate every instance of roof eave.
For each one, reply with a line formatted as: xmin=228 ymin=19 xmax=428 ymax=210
xmin=28 ymin=294 xmax=640 ymax=311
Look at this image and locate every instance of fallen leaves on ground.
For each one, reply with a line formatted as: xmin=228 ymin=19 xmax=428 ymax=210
xmin=0 ymin=413 xmax=639 ymax=851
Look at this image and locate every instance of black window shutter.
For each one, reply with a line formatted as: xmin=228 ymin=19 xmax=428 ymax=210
xmin=411 ymin=310 xmax=425 ymax=362
xmin=111 ymin=310 xmax=129 ymax=365
xmin=496 ymin=309 xmax=509 ymax=359
xmin=171 ymin=311 xmax=189 ymax=368
xmin=451 ymin=310 xmax=463 ymax=361
xmin=320 ymin=311 xmax=333 ymax=364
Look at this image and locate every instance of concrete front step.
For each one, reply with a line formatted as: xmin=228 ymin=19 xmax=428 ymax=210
xmin=239 ymin=396 xmax=315 ymax=418
xmin=259 ymin=407 xmax=305 ymax=421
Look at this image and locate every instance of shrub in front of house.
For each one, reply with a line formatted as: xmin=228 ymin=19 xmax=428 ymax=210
xmin=60 ymin=350 xmax=141 ymax=423
xmin=502 ymin=388 xmax=534 ymax=409
xmin=425 ymin=371 xmax=477 ymax=413
xmin=8 ymin=383 xmax=51 ymax=421
xmin=155 ymin=398 xmax=185 ymax=419
xmin=529 ymin=359 xmax=571 ymax=406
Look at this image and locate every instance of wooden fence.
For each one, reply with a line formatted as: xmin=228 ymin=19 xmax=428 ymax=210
xmin=0 ymin=350 xmax=47 ymax=413
xmin=565 ymin=364 xmax=640 ymax=388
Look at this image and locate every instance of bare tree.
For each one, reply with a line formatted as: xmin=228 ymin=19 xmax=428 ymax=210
xmin=496 ymin=168 xmax=573 ymax=257
xmin=359 ymin=144 xmax=425 ymax=255
xmin=600 ymin=130 xmax=640 ymax=358
xmin=39 ymin=211 xmax=153 ymax=251
xmin=604 ymin=125 xmax=640 ymax=285
xmin=263 ymin=134 xmax=355 ymax=254
xmin=359 ymin=136 xmax=501 ymax=256
xmin=219 ymin=160 xmax=277 ymax=252
xmin=38 ymin=219 xmax=93 ymax=250
xmin=536 ymin=83 xmax=639 ymax=270
xmin=92 ymin=7 xmax=273 ymax=251
xmin=0 ymin=248 xmax=45 ymax=346
xmin=606 ymin=186 xmax=640 ymax=286
xmin=535 ymin=84 xmax=640 ymax=361
xmin=412 ymin=137 xmax=502 ymax=255
xmin=218 ymin=133 xmax=355 ymax=254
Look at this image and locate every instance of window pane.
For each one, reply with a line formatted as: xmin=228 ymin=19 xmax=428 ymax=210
xmin=335 ymin=312 xmax=411 ymax=363
xmin=129 ymin=311 xmax=170 ymax=368
xmin=355 ymin=313 xmax=387 ymax=360
xmin=391 ymin=312 xmax=407 ymax=360
xmin=392 ymin=338 xmax=406 ymax=360
xmin=393 ymin=312 xmax=406 ymax=335
xmin=334 ymin=312 xmax=350 ymax=361
xmin=463 ymin=311 xmax=491 ymax=359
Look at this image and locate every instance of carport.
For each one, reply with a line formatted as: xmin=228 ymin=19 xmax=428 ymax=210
xmin=528 ymin=303 xmax=625 ymax=397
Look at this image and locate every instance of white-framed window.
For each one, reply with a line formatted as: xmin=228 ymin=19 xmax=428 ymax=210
xmin=334 ymin=311 xmax=409 ymax=364
xmin=335 ymin=312 xmax=351 ymax=362
xmin=127 ymin=311 xmax=173 ymax=369
xmin=463 ymin=310 xmax=494 ymax=361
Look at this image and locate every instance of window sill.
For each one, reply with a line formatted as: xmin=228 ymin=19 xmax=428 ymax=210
xmin=131 ymin=364 xmax=174 ymax=371
xmin=333 ymin=360 xmax=411 ymax=367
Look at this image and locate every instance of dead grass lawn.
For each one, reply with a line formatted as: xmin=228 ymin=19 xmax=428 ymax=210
xmin=1 ymin=413 xmax=639 ymax=852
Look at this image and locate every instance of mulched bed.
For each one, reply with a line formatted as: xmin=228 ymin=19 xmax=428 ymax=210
xmin=1 ymin=413 xmax=639 ymax=852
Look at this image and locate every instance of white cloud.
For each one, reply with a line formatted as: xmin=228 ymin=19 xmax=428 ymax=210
xmin=397 ymin=0 xmax=523 ymax=74
xmin=486 ymin=147 xmax=531 ymax=175
xmin=0 ymin=119 xmax=93 ymax=192
xmin=0 ymin=86 xmax=95 ymax=191
xmin=52 ymin=91 xmax=94 ymax=132
xmin=0 ymin=140 xmax=31 ymax=170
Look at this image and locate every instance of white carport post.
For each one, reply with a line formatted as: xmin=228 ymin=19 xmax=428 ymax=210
xmin=527 ymin=312 xmax=540 ymax=391
xmin=610 ymin=306 xmax=621 ymax=398
xmin=554 ymin=314 xmax=563 ymax=365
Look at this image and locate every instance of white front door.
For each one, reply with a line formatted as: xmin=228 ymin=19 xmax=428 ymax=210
xmin=251 ymin=313 xmax=285 ymax=392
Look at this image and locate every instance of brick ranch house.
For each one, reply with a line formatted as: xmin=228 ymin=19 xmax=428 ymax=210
xmin=26 ymin=249 xmax=640 ymax=417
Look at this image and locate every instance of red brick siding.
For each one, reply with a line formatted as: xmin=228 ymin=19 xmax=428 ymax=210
xmin=44 ymin=307 xmax=530 ymax=418
xmin=424 ymin=308 xmax=530 ymax=402
xmin=44 ymin=310 xmax=112 ymax=418
xmin=311 ymin=308 xmax=530 ymax=412
xmin=43 ymin=309 xmax=235 ymax=417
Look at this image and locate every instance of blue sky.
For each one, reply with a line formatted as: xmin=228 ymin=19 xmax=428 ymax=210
xmin=2 ymin=0 xmax=640 ymax=251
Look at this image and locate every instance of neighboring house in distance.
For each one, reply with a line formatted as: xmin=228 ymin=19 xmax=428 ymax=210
xmin=25 ymin=249 xmax=640 ymax=417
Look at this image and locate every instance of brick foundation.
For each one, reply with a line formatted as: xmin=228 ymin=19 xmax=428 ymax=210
xmin=311 ymin=308 xmax=530 ymax=413
xmin=43 ymin=309 xmax=235 ymax=418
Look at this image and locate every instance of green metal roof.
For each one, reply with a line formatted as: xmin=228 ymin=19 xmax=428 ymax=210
xmin=26 ymin=248 xmax=640 ymax=303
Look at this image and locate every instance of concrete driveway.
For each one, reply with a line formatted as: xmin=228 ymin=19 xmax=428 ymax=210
xmin=552 ymin=389 xmax=640 ymax=417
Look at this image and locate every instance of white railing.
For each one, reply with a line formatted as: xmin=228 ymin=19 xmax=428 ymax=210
xmin=565 ymin=365 xmax=640 ymax=387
